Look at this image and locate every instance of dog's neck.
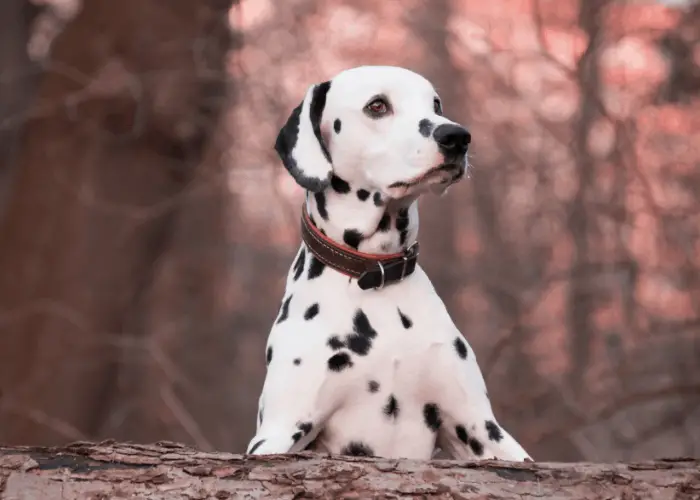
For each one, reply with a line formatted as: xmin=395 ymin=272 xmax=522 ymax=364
xmin=305 ymin=175 xmax=419 ymax=255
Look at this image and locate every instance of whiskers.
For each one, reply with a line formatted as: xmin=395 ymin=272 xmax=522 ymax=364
xmin=465 ymin=151 xmax=476 ymax=179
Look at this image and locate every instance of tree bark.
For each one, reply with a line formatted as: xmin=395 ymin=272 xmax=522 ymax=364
xmin=0 ymin=442 xmax=698 ymax=499
xmin=0 ymin=0 xmax=233 ymax=446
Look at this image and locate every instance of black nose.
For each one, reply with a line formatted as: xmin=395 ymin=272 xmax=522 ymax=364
xmin=433 ymin=124 xmax=471 ymax=155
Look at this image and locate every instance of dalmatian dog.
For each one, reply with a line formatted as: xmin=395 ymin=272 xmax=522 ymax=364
xmin=246 ymin=65 xmax=531 ymax=461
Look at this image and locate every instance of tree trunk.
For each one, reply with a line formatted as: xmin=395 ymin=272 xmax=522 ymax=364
xmin=0 ymin=0 xmax=233 ymax=446
xmin=406 ymin=0 xmax=462 ymax=315
xmin=567 ymin=0 xmax=609 ymax=395
xmin=0 ymin=0 xmax=42 ymax=216
xmin=0 ymin=442 xmax=698 ymax=499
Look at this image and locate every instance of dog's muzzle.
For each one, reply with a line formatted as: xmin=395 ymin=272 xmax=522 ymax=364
xmin=388 ymin=162 xmax=465 ymax=190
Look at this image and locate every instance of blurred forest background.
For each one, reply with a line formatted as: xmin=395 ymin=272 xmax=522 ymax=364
xmin=0 ymin=0 xmax=699 ymax=463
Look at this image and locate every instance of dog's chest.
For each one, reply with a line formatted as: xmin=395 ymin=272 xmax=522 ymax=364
xmin=266 ymin=265 xmax=454 ymax=459
xmin=310 ymin=343 xmax=442 ymax=459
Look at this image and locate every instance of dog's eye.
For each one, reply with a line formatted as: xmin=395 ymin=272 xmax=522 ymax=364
xmin=364 ymin=97 xmax=390 ymax=118
xmin=433 ymin=99 xmax=443 ymax=116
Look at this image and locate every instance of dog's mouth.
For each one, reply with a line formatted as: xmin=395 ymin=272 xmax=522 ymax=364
xmin=388 ymin=162 xmax=465 ymax=191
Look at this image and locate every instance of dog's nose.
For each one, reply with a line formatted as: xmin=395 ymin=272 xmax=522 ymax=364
xmin=433 ymin=124 xmax=471 ymax=155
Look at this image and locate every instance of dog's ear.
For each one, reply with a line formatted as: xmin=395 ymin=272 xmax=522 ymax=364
xmin=274 ymin=81 xmax=333 ymax=192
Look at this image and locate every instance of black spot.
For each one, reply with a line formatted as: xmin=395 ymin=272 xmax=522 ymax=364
xmin=383 ymin=395 xmax=400 ymax=419
xmin=353 ymin=309 xmax=377 ymax=339
xmin=248 ymin=439 xmax=266 ymax=454
xmin=292 ymin=248 xmax=306 ymax=281
xmin=397 ymin=210 xmax=410 ymax=246
xmin=330 ymin=174 xmax=351 ymax=194
xmin=485 ymin=420 xmax=503 ymax=442
xmin=292 ymin=431 xmax=302 ymax=442
xmin=276 ymin=295 xmax=292 ymax=324
xmin=373 ymin=192 xmax=383 ymax=206
xmin=399 ymin=229 xmax=408 ymax=247
xmin=266 ymin=346 xmax=273 ymax=365
xmin=328 ymin=352 xmax=353 ymax=372
xmin=344 ymin=309 xmax=378 ymax=356
xmin=454 ymin=337 xmax=468 ymax=359
xmin=258 ymin=406 xmax=264 ymax=426
xmin=346 ymin=333 xmax=371 ymax=356
xmin=334 ymin=118 xmax=342 ymax=133
xmin=377 ymin=213 xmax=391 ymax=232
xmin=455 ymin=425 xmax=483 ymax=455
xmin=314 ymin=191 xmax=328 ymax=220
xmin=356 ymin=189 xmax=370 ymax=201
xmin=327 ymin=335 xmax=345 ymax=350
xmin=469 ymin=437 xmax=484 ymax=456
xmin=398 ymin=308 xmax=412 ymax=328
xmin=368 ymin=380 xmax=380 ymax=393
xmin=456 ymin=425 xmax=469 ymax=444
xmin=395 ymin=208 xmax=409 ymax=231
xmin=308 ymin=255 xmax=325 ymax=279
xmin=423 ymin=403 xmax=442 ymax=432
xmin=304 ymin=303 xmax=320 ymax=320
xmin=340 ymin=441 xmax=374 ymax=457
xmin=309 ymin=81 xmax=332 ymax=162
xmin=343 ymin=229 xmax=363 ymax=250
xmin=293 ymin=358 xmax=302 ymax=365
xmin=419 ymin=118 xmax=434 ymax=137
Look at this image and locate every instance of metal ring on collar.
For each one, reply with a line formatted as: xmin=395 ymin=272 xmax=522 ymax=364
xmin=377 ymin=261 xmax=386 ymax=290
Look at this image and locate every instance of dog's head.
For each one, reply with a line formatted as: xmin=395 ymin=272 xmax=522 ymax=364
xmin=275 ymin=66 xmax=470 ymax=200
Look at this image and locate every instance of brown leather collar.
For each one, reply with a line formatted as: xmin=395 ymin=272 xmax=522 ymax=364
xmin=300 ymin=203 xmax=420 ymax=290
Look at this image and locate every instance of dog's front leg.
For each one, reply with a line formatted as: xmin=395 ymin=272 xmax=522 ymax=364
xmin=246 ymin=383 xmax=327 ymax=456
xmin=427 ymin=337 xmax=533 ymax=462
xmin=246 ymin=331 xmax=344 ymax=456
xmin=246 ymin=387 xmax=325 ymax=455
xmin=246 ymin=426 xmax=319 ymax=455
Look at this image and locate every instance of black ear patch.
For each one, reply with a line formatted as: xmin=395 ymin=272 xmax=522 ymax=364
xmin=419 ymin=119 xmax=434 ymax=138
xmin=274 ymin=104 xmax=308 ymax=182
xmin=274 ymin=81 xmax=333 ymax=192
xmin=310 ymin=81 xmax=332 ymax=162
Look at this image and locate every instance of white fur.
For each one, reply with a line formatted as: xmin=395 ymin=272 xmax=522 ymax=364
xmin=247 ymin=66 xmax=531 ymax=461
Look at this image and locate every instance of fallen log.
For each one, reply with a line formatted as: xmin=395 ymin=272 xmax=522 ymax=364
xmin=0 ymin=441 xmax=698 ymax=499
